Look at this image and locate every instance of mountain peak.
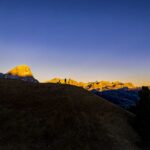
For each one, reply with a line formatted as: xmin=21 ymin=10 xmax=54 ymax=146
xmin=8 ymin=65 xmax=33 ymax=77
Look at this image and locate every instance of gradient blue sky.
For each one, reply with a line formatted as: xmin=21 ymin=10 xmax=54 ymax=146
xmin=0 ymin=0 xmax=150 ymax=86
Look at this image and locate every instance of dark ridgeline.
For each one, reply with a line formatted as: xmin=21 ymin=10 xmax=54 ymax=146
xmin=0 ymin=79 xmax=140 ymax=150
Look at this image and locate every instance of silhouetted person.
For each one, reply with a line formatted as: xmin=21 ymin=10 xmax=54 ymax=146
xmin=68 ymin=79 xmax=70 ymax=84
xmin=64 ymin=78 xmax=67 ymax=84
xmin=57 ymin=80 xmax=61 ymax=84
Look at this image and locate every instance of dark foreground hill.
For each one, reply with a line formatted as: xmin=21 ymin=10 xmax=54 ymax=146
xmin=0 ymin=79 xmax=140 ymax=150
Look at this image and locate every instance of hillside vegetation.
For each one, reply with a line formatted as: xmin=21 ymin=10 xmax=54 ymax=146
xmin=0 ymin=79 xmax=140 ymax=150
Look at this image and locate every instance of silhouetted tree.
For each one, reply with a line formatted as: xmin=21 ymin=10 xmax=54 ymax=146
xmin=136 ymin=87 xmax=150 ymax=147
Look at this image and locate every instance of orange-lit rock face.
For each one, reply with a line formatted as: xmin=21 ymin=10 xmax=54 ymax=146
xmin=8 ymin=65 xmax=33 ymax=77
xmin=48 ymin=78 xmax=136 ymax=91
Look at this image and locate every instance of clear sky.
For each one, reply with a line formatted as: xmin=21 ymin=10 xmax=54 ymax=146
xmin=0 ymin=0 xmax=150 ymax=86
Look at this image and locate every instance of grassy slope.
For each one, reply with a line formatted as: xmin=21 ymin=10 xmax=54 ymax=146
xmin=0 ymin=79 xmax=140 ymax=150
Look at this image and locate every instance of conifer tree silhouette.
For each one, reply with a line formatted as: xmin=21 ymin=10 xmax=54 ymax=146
xmin=136 ymin=87 xmax=150 ymax=147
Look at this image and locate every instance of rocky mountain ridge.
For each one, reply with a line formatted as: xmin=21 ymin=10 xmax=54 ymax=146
xmin=0 ymin=65 xmax=137 ymax=90
xmin=48 ymin=78 xmax=136 ymax=91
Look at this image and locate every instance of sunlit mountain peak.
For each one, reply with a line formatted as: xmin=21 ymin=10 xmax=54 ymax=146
xmin=7 ymin=64 xmax=33 ymax=77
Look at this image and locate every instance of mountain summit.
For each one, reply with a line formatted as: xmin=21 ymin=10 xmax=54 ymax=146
xmin=0 ymin=65 xmax=38 ymax=83
xmin=8 ymin=65 xmax=33 ymax=77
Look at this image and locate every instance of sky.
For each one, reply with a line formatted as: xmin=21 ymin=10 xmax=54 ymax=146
xmin=0 ymin=0 xmax=150 ymax=86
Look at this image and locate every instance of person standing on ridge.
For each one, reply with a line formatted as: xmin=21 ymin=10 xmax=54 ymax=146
xmin=64 ymin=78 xmax=67 ymax=84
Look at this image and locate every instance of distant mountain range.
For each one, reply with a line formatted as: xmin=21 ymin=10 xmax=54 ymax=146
xmin=48 ymin=78 xmax=140 ymax=109
xmin=0 ymin=64 xmax=140 ymax=109
xmin=48 ymin=78 xmax=136 ymax=91
xmin=0 ymin=65 xmax=137 ymax=90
